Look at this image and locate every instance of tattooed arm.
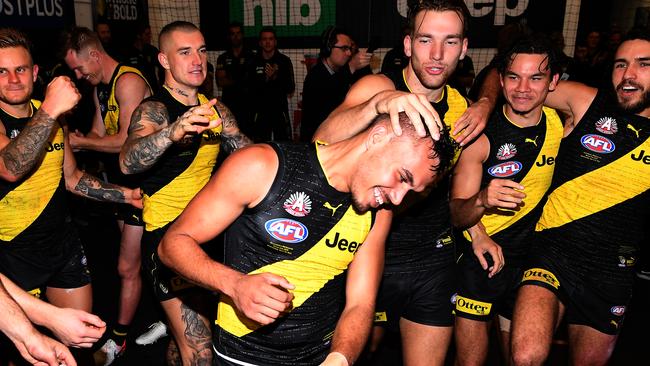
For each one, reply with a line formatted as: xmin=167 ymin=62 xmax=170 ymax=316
xmin=63 ymin=129 xmax=143 ymax=207
xmin=0 ymin=76 xmax=80 ymax=182
xmin=216 ymin=99 xmax=252 ymax=154
xmin=119 ymin=99 xmax=221 ymax=174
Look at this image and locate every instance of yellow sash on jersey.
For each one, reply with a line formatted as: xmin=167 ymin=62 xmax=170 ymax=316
xmin=481 ymin=107 xmax=563 ymax=236
xmin=217 ymin=206 xmax=372 ymax=337
xmin=103 ymin=66 xmax=152 ymax=136
xmin=0 ymin=101 xmax=64 ymax=241
xmin=536 ymin=133 xmax=650 ymax=231
xmin=143 ymin=94 xmax=222 ymax=231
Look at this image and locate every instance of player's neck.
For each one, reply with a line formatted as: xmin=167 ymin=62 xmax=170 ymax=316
xmin=262 ymin=49 xmax=275 ymax=59
xmin=503 ymin=104 xmax=543 ymax=128
xmin=163 ymin=80 xmax=198 ymax=105
xmin=317 ymin=134 xmax=365 ymax=193
xmin=0 ymin=100 xmax=32 ymax=119
xmin=101 ymin=56 xmax=119 ymax=85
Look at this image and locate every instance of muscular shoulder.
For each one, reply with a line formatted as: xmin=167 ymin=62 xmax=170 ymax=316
xmin=218 ymin=143 xmax=279 ymax=204
xmin=115 ymin=72 xmax=150 ymax=94
xmin=129 ymin=100 xmax=170 ymax=135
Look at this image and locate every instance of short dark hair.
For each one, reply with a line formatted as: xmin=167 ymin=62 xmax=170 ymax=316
xmin=228 ymin=22 xmax=243 ymax=33
xmin=371 ymin=112 xmax=458 ymax=175
xmin=159 ymin=21 xmax=200 ymax=50
xmin=407 ymin=0 xmax=470 ymax=38
xmin=497 ymin=34 xmax=561 ymax=78
xmin=259 ymin=26 xmax=276 ymax=38
xmin=58 ymin=27 xmax=103 ymax=59
xmin=622 ymin=27 xmax=650 ymax=44
xmin=0 ymin=28 xmax=32 ymax=56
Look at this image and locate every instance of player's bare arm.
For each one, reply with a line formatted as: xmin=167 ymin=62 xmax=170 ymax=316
xmin=315 ymin=74 xmax=442 ymax=143
xmin=215 ymin=98 xmax=252 ymax=153
xmin=159 ymin=145 xmax=294 ymax=325
xmin=0 ymin=76 xmax=80 ymax=181
xmin=324 ymin=210 xmax=391 ymax=366
xmin=120 ymin=99 xmax=219 ymax=174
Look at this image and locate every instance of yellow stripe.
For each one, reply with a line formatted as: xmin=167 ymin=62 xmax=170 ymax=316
xmin=536 ymin=133 xmax=650 ymax=231
xmin=455 ymin=295 xmax=492 ymax=316
xmin=0 ymin=127 xmax=64 ymax=241
xmin=143 ymin=94 xmax=222 ymax=231
xmin=105 ymin=66 xmax=152 ymax=136
xmin=217 ymin=206 xmax=372 ymax=337
xmin=483 ymin=108 xmax=563 ymax=236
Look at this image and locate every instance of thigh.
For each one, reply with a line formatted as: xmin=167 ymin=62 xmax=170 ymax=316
xmin=568 ymin=324 xmax=618 ymax=366
xmin=47 ymin=283 xmax=93 ymax=312
xmin=511 ymin=284 xmax=564 ymax=362
xmin=119 ymin=224 xmax=143 ymax=266
xmin=400 ymin=317 xmax=452 ymax=366
xmin=403 ymin=266 xmax=456 ymax=327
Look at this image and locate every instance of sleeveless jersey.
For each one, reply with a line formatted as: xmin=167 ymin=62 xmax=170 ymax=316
xmin=96 ymin=64 xmax=151 ymax=136
xmin=471 ymin=106 xmax=563 ymax=260
xmin=382 ymin=69 xmax=467 ymax=271
xmin=535 ymin=90 xmax=650 ymax=282
xmin=215 ymin=143 xmax=373 ymax=365
xmin=141 ymin=88 xmax=222 ymax=231
xmin=0 ymin=100 xmax=67 ymax=246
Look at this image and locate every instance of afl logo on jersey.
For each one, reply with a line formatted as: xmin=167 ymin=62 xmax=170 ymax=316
xmin=487 ymin=161 xmax=522 ymax=177
xmin=610 ymin=306 xmax=625 ymax=316
xmin=595 ymin=117 xmax=618 ymax=134
xmin=265 ymin=218 xmax=308 ymax=243
xmin=581 ymin=134 xmax=615 ymax=154
xmin=496 ymin=143 xmax=517 ymax=160
xmin=283 ymin=191 xmax=312 ymax=217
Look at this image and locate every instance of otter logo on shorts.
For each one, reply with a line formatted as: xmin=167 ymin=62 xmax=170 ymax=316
xmin=455 ymin=295 xmax=492 ymax=316
xmin=374 ymin=312 xmax=387 ymax=322
xmin=521 ymin=268 xmax=560 ymax=289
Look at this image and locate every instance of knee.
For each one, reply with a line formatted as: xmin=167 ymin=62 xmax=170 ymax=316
xmin=511 ymin=342 xmax=548 ymax=366
xmin=117 ymin=259 xmax=141 ymax=280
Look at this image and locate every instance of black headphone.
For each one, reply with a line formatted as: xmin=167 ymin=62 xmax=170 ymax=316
xmin=320 ymin=25 xmax=339 ymax=58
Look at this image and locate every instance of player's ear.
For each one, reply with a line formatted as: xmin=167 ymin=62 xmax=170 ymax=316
xmin=366 ymin=122 xmax=390 ymax=151
xmin=158 ymin=52 xmax=170 ymax=70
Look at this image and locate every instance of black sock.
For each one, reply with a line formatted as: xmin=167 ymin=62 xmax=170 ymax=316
xmin=110 ymin=323 xmax=129 ymax=345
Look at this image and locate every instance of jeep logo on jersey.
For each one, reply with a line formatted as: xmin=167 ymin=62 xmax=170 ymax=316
xmin=496 ymin=143 xmax=517 ymax=160
xmin=611 ymin=306 xmax=626 ymax=316
xmin=325 ymin=232 xmax=362 ymax=253
xmin=581 ymin=134 xmax=615 ymax=153
xmin=487 ymin=161 xmax=522 ymax=177
xmin=283 ymin=191 xmax=312 ymax=217
xmin=265 ymin=218 xmax=308 ymax=243
xmin=595 ymin=117 xmax=618 ymax=134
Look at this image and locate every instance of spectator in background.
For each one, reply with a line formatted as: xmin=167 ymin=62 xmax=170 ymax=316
xmin=300 ymin=26 xmax=370 ymax=141
xmin=95 ymin=19 xmax=120 ymax=59
xmin=216 ymin=22 xmax=256 ymax=136
xmin=125 ymin=24 xmax=162 ymax=90
xmin=350 ymin=38 xmax=374 ymax=83
xmin=250 ymin=26 xmax=295 ymax=141
xmin=380 ymin=24 xmax=410 ymax=75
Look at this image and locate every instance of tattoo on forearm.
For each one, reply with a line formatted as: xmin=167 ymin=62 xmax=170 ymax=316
xmin=216 ymin=100 xmax=252 ymax=154
xmin=73 ymin=173 xmax=127 ymax=203
xmin=122 ymin=101 xmax=173 ymax=174
xmin=180 ymin=303 xmax=212 ymax=365
xmin=167 ymin=339 xmax=182 ymax=366
xmin=1 ymin=109 xmax=57 ymax=178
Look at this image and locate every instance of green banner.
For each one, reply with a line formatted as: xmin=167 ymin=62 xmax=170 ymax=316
xmin=229 ymin=0 xmax=335 ymax=37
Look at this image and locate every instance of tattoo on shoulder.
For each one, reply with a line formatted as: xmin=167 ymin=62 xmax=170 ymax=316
xmin=128 ymin=101 xmax=169 ymax=135
xmin=1 ymin=108 xmax=56 ymax=178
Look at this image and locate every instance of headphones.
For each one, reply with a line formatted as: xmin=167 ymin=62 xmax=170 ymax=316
xmin=320 ymin=25 xmax=339 ymax=58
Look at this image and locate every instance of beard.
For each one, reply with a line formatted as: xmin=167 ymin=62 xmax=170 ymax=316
xmin=412 ymin=60 xmax=450 ymax=90
xmin=615 ymin=81 xmax=650 ymax=114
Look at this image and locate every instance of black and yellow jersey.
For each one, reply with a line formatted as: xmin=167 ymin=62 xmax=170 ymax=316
xmin=0 ymin=100 xmax=67 ymax=246
xmin=535 ymin=90 xmax=650 ymax=281
xmin=140 ymin=87 xmax=222 ymax=231
xmin=215 ymin=142 xmax=373 ymax=365
xmin=96 ymin=64 xmax=151 ymax=136
xmin=472 ymin=106 xmax=563 ymax=259
xmin=382 ymin=69 xmax=467 ymax=271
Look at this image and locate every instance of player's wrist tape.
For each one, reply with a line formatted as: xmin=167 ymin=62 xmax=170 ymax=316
xmin=320 ymin=352 xmax=349 ymax=366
